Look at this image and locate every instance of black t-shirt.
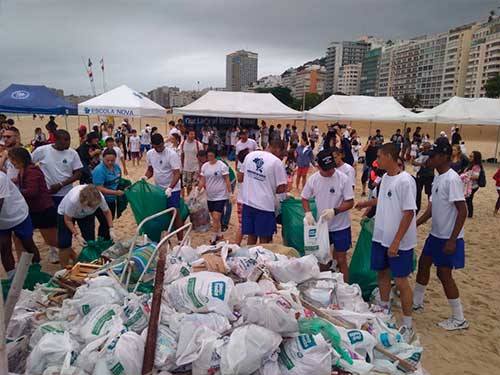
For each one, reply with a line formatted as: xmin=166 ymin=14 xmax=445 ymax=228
xmin=365 ymin=145 xmax=378 ymax=166
xmin=451 ymin=132 xmax=462 ymax=145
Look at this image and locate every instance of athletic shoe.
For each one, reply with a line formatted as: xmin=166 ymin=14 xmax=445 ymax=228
xmin=48 ymin=247 xmax=60 ymax=264
xmin=398 ymin=325 xmax=415 ymax=344
xmin=437 ymin=317 xmax=469 ymax=331
xmin=412 ymin=303 xmax=424 ymax=313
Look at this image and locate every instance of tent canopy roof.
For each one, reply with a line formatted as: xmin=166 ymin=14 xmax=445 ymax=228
xmin=78 ymin=85 xmax=165 ymax=118
xmin=305 ymin=95 xmax=419 ymax=122
xmin=173 ymin=90 xmax=304 ymax=119
xmin=416 ymin=96 xmax=500 ymax=125
xmin=0 ymin=84 xmax=77 ymax=115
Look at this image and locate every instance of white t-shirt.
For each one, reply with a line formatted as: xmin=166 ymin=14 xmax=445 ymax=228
xmin=31 ymin=145 xmax=83 ymax=197
xmin=230 ymin=131 xmax=238 ymax=146
xmin=140 ymin=129 xmax=151 ymax=145
xmin=0 ymin=172 xmax=29 ymax=229
xmin=58 ymin=185 xmax=109 ymax=219
xmin=430 ymin=169 xmax=465 ymax=239
xmin=235 ymin=139 xmax=258 ymax=156
xmin=237 ymin=163 xmax=245 ymax=204
xmin=301 ymin=170 xmax=354 ymax=232
xmin=373 ymin=172 xmax=417 ymax=251
xmin=129 ymin=136 xmax=141 ymax=152
xmin=336 ymin=163 xmax=356 ymax=188
xmin=5 ymin=159 xmax=19 ymax=180
xmin=181 ymin=140 xmax=202 ymax=172
xmin=169 ymin=127 xmax=181 ymax=136
xmin=241 ymin=150 xmax=287 ymax=212
xmin=146 ymin=147 xmax=181 ymax=191
xmin=201 ymin=160 xmax=229 ymax=201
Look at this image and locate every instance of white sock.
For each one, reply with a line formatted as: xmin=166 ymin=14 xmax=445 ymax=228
xmin=402 ymin=315 xmax=413 ymax=329
xmin=413 ymin=282 xmax=427 ymax=306
xmin=448 ymin=298 xmax=464 ymax=321
xmin=380 ymin=300 xmax=390 ymax=309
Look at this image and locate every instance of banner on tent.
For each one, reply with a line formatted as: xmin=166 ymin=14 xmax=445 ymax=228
xmin=183 ymin=115 xmax=258 ymax=128
xmin=83 ymin=107 xmax=135 ymax=116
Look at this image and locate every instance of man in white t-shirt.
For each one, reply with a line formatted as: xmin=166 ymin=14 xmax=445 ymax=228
xmin=230 ymin=127 xmax=239 ymax=149
xmin=129 ymin=129 xmax=141 ymax=165
xmin=414 ymin=139 xmax=468 ymax=331
xmin=140 ymin=125 xmax=152 ymax=155
xmin=169 ymin=120 xmax=181 ymax=137
xmin=103 ymin=137 xmax=128 ymax=175
xmin=31 ymin=130 xmax=83 ymax=207
xmin=333 ymin=148 xmax=356 ymax=190
xmin=238 ymin=140 xmax=287 ymax=245
xmin=235 ymin=129 xmax=258 ymax=169
xmin=181 ymin=129 xmax=203 ymax=195
xmin=0 ymin=171 xmax=40 ymax=272
xmin=302 ymin=148 xmax=355 ymax=282
xmin=371 ymin=143 xmax=417 ymax=336
xmin=144 ymin=133 xmax=183 ymax=239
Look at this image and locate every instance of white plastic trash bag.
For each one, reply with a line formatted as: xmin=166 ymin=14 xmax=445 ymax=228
xmin=337 ymin=326 xmax=376 ymax=362
xmin=29 ymin=321 xmax=67 ymax=349
xmin=220 ymin=324 xmax=282 ymax=375
xmin=73 ymin=304 xmax=124 ymax=344
xmin=141 ymin=324 xmax=177 ymax=370
xmin=303 ymin=216 xmax=332 ymax=264
xmin=104 ymin=331 xmax=145 ymax=375
xmin=26 ymin=332 xmax=76 ymax=374
xmin=123 ymin=294 xmax=150 ymax=333
xmin=187 ymin=187 xmax=211 ymax=232
xmin=191 ymin=337 xmax=224 ymax=375
xmin=71 ymin=287 xmax=124 ymax=316
xmin=176 ymin=324 xmax=221 ymax=366
xmin=163 ymin=271 xmax=236 ymax=319
xmin=278 ymin=333 xmax=331 ymax=375
xmin=267 ymin=254 xmax=320 ymax=284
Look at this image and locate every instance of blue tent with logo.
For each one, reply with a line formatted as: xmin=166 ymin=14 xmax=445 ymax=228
xmin=0 ymin=84 xmax=77 ymax=115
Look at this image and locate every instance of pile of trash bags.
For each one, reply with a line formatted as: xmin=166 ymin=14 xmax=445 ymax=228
xmin=5 ymin=241 xmax=427 ymax=375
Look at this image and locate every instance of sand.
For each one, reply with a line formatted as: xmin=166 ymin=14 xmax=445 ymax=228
xmin=3 ymin=115 xmax=500 ymax=374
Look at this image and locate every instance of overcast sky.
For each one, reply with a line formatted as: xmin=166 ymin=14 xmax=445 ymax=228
xmin=0 ymin=0 xmax=497 ymax=95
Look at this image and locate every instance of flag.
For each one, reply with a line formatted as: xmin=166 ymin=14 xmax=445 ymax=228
xmin=100 ymin=58 xmax=104 ymax=71
xmin=88 ymin=58 xmax=93 ymax=67
xmin=88 ymin=70 xmax=94 ymax=82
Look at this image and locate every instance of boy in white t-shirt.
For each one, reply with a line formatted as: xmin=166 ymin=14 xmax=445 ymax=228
xmin=333 ymin=148 xmax=356 ymax=190
xmin=235 ymin=129 xmax=258 ymax=169
xmin=129 ymin=130 xmax=141 ymax=166
xmin=414 ymin=139 xmax=468 ymax=331
xmin=371 ymin=143 xmax=417 ymax=337
xmin=302 ymin=148 xmax=355 ymax=282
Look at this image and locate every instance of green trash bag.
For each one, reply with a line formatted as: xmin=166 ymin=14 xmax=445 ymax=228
xmin=280 ymin=198 xmax=317 ymax=256
xmin=125 ymin=180 xmax=189 ymax=242
xmin=76 ymin=237 xmax=114 ymax=263
xmin=348 ymin=217 xmax=378 ymax=301
xmin=117 ymin=178 xmax=132 ymax=218
xmin=2 ymin=263 xmax=52 ymax=299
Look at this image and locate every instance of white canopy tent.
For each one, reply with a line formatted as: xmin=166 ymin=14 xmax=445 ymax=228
xmin=173 ymin=90 xmax=304 ymax=119
xmin=78 ymin=85 xmax=166 ymax=118
xmin=305 ymin=95 xmax=420 ymax=122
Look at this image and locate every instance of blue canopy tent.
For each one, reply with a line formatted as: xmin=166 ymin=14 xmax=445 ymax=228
xmin=0 ymin=84 xmax=77 ymax=115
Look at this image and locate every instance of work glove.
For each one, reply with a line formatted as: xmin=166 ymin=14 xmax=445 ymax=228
xmin=140 ymin=176 xmax=148 ymax=181
xmin=74 ymin=233 xmax=87 ymax=247
xmin=165 ymin=187 xmax=173 ymax=198
xmin=320 ymin=208 xmax=336 ymax=222
xmin=109 ymin=228 xmax=117 ymax=243
xmin=304 ymin=211 xmax=316 ymax=226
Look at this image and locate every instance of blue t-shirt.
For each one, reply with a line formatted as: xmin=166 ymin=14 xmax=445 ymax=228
xmin=92 ymin=162 xmax=122 ymax=202
xmin=284 ymin=128 xmax=291 ymax=142
xmin=296 ymin=145 xmax=314 ymax=168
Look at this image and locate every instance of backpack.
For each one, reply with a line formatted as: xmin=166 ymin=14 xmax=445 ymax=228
xmin=478 ymin=167 xmax=486 ymax=188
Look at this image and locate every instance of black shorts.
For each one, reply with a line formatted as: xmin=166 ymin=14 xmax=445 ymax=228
xmin=207 ymin=200 xmax=227 ymax=213
xmin=30 ymin=206 xmax=57 ymax=229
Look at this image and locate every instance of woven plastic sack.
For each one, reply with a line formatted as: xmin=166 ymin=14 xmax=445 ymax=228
xmin=280 ymin=198 xmax=317 ymax=256
xmin=349 ymin=217 xmax=378 ymax=301
xmin=76 ymin=238 xmax=113 ymax=263
xmin=125 ymin=180 xmax=188 ymax=242
xmin=2 ymin=263 xmax=51 ymax=299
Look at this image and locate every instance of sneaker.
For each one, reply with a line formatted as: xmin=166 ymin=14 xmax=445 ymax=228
xmin=398 ymin=325 xmax=415 ymax=344
xmin=48 ymin=247 xmax=60 ymax=264
xmin=210 ymin=235 xmax=224 ymax=246
xmin=412 ymin=303 xmax=424 ymax=313
xmin=437 ymin=317 xmax=469 ymax=331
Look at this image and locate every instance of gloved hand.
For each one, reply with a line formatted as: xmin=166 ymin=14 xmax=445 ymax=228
xmin=74 ymin=233 xmax=87 ymax=247
xmin=197 ymin=186 xmax=205 ymax=195
xmin=320 ymin=208 xmax=336 ymax=221
xmin=140 ymin=176 xmax=148 ymax=181
xmin=109 ymin=228 xmax=117 ymax=242
xmin=304 ymin=211 xmax=316 ymax=226
xmin=165 ymin=187 xmax=173 ymax=198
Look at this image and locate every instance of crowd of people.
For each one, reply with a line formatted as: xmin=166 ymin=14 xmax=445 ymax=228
xmin=1 ymin=113 xmax=499 ymax=340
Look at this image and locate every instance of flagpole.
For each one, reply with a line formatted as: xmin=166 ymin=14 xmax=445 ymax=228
xmin=101 ymin=58 xmax=107 ymax=93
xmin=81 ymin=56 xmax=95 ymax=96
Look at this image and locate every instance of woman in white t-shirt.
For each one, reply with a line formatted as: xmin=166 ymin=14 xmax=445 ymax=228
xmin=57 ymin=184 xmax=114 ymax=267
xmin=199 ymin=148 xmax=231 ymax=244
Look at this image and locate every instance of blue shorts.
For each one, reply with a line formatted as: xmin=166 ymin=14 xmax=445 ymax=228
xmin=422 ymin=234 xmax=465 ymax=269
xmin=371 ymin=241 xmax=414 ymax=278
xmin=166 ymin=190 xmax=181 ymax=209
xmin=140 ymin=144 xmax=151 ymax=153
xmin=207 ymin=200 xmax=227 ymax=214
xmin=0 ymin=216 xmax=34 ymax=240
xmin=241 ymin=204 xmax=276 ymax=238
xmin=329 ymin=227 xmax=352 ymax=252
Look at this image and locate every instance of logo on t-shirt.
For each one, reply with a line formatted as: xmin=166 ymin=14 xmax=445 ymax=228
xmin=159 ymin=160 xmax=163 ymax=164
xmin=435 ymin=188 xmax=439 ymax=194
xmin=62 ymin=159 xmax=68 ymax=164
xmin=330 ymin=187 xmax=335 ymax=193
xmin=387 ymin=190 xmax=392 ymax=197
xmin=253 ymin=157 xmax=264 ymax=173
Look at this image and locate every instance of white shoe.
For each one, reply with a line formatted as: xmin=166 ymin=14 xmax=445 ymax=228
xmin=437 ymin=317 xmax=469 ymax=331
xmin=48 ymin=247 xmax=59 ymax=264
xmin=398 ymin=325 xmax=415 ymax=344
xmin=412 ymin=303 xmax=424 ymax=313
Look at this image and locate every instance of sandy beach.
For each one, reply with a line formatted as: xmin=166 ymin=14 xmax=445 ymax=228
xmin=3 ymin=115 xmax=500 ymax=374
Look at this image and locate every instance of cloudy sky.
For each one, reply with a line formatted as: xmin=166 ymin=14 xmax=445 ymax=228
xmin=0 ymin=0 xmax=497 ymax=95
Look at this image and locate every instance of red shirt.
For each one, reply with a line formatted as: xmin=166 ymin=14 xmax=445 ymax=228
xmin=493 ymin=168 xmax=500 ymax=188
xmin=19 ymin=165 xmax=54 ymax=212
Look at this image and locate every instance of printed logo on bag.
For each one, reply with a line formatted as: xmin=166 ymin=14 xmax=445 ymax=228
xmin=253 ymin=157 xmax=264 ymax=173
xmin=347 ymin=330 xmax=364 ymax=344
xmin=308 ymin=228 xmax=317 ymax=237
xmin=211 ymin=281 xmax=226 ymax=300
xmin=298 ymin=334 xmax=317 ymax=350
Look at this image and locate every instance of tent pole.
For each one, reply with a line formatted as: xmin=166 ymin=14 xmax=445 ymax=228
xmin=495 ymin=125 xmax=500 ymax=164
xmin=87 ymin=115 xmax=90 ymax=128
xmin=64 ymin=115 xmax=68 ymax=130
xmin=368 ymin=121 xmax=372 ymax=136
xmin=139 ymin=117 xmax=142 ymax=131
xmin=433 ymin=122 xmax=437 ymax=139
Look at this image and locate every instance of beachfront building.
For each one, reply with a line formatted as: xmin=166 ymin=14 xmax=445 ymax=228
xmin=253 ymin=75 xmax=282 ymax=90
xmin=337 ymin=63 xmax=362 ymax=96
xmin=465 ymin=17 xmax=500 ymax=98
xmin=292 ymin=65 xmax=327 ymax=98
xmin=226 ymin=50 xmax=258 ymax=91
xmin=360 ymin=48 xmax=382 ymax=96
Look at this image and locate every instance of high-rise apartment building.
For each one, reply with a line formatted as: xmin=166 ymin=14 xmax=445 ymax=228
xmin=338 ymin=63 xmax=362 ymax=96
xmin=360 ymin=48 xmax=382 ymax=96
xmin=465 ymin=18 xmax=500 ymax=98
xmin=325 ymin=40 xmax=371 ymax=93
xmin=293 ymin=65 xmax=327 ymax=97
xmin=226 ymin=50 xmax=258 ymax=91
